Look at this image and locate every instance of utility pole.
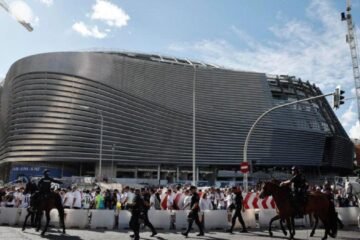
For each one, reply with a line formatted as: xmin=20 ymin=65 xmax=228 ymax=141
xmin=0 ymin=0 xmax=33 ymax=31
xmin=341 ymin=0 xmax=360 ymax=121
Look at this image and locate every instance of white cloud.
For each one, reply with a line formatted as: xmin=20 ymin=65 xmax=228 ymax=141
xmin=341 ymin=102 xmax=357 ymax=127
xmin=72 ymin=21 xmax=107 ymax=39
xmin=38 ymin=0 xmax=53 ymax=7
xmin=349 ymin=121 xmax=360 ymax=139
xmin=8 ymin=0 xmax=39 ymax=25
xmin=167 ymin=0 xmax=359 ymax=137
xmin=91 ymin=0 xmax=130 ymax=28
xmin=167 ymin=0 xmax=352 ymax=91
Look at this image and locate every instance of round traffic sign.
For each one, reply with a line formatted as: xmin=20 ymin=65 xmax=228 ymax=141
xmin=240 ymin=162 xmax=249 ymax=174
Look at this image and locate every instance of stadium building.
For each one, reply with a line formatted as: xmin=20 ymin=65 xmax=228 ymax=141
xmin=0 ymin=52 xmax=354 ymax=183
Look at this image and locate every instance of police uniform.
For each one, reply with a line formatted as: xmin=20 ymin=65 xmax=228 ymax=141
xmin=31 ymin=170 xmax=62 ymax=210
xmin=182 ymin=189 xmax=204 ymax=237
xmin=129 ymin=190 xmax=144 ymax=240
xmin=289 ymin=170 xmax=307 ymax=216
xmin=142 ymin=191 xmax=157 ymax=237
xmin=229 ymin=190 xmax=247 ymax=233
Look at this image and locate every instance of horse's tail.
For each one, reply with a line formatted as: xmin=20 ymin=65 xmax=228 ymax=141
xmin=328 ymin=200 xmax=337 ymax=238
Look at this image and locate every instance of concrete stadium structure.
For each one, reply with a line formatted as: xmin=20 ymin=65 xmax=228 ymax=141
xmin=0 ymin=52 xmax=354 ymax=182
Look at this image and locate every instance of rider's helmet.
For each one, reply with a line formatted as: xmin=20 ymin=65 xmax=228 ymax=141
xmin=291 ymin=166 xmax=299 ymax=175
xmin=43 ymin=169 xmax=50 ymax=177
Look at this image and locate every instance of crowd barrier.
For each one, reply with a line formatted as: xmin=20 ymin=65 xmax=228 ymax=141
xmin=0 ymin=207 xmax=358 ymax=230
xmin=336 ymin=207 xmax=360 ymax=226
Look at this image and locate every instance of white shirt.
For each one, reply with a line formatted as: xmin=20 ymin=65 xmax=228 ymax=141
xmin=167 ymin=194 xmax=174 ymax=210
xmin=183 ymin=195 xmax=192 ymax=210
xmin=225 ymin=194 xmax=233 ymax=208
xmin=200 ymin=198 xmax=213 ymax=211
xmin=22 ymin=194 xmax=31 ymax=208
xmin=127 ymin=192 xmax=135 ymax=205
xmin=176 ymin=193 xmax=185 ymax=210
xmin=63 ymin=191 xmax=74 ymax=207
xmin=72 ymin=190 xmax=82 ymax=208
xmin=216 ymin=192 xmax=225 ymax=208
xmin=82 ymin=193 xmax=92 ymax=209
xmin=150 ymin=194 xmax=156 ymax=210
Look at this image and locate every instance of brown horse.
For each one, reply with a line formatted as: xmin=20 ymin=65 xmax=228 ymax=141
xmin=22 ymin=192 xmax=66 ymax=236
xmin=259 ymin=181 xmax=337 ymax=240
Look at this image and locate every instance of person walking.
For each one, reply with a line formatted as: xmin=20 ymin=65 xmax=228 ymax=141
xmin=181 ymin=186 xmax=204 ymax=238
xmin=129 ymin=189 xmax=144 ymax=240
xmin=227 ymin=186 xmax=247 ymax=234
xmin=141 ymin=188 xmax=157 ymax=237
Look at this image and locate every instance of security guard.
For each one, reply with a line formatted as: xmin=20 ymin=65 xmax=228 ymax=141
xmin=129 ymin=189 xmax=144 ymax=240
xmin=227 ymin=186 xmax=247 ymax=233
xmin=181 ymin=186 xmax=204 ymax=238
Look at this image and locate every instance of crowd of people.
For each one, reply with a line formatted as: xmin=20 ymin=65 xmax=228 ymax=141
xmin=0 ymin=168 xmax=359 ymax=240
xmin=0 ymin=180 xmax=358 ymax=210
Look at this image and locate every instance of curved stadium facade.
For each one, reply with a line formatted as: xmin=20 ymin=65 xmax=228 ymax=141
xmin=0 ymin=52 xmax=354 ymax=182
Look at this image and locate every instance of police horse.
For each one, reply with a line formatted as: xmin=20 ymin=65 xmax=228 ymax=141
xmin=22 ymin=191 xmax=66 ymax=236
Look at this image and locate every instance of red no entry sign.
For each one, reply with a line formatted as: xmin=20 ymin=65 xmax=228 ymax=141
xmin=240 ymin=162 xmax=249 ymax=174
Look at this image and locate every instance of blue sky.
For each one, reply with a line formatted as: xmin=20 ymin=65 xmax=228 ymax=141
xmin=0 ymin=0 xmax=359 ymax=138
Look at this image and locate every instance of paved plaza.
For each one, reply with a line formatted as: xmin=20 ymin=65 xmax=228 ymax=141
xmin=1 ymin=226 xmax=359 ymax=240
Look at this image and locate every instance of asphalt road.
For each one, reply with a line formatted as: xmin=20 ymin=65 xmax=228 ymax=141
xmin=2 ymin=226 xmax=359 ymax=240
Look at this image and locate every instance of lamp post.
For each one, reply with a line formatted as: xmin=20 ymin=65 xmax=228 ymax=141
xmin=192 ymin=65 xmax=197 ymax=186
xmin=0 ymin=0 xmax=33 ymax=31
xmin=80 ymin=105 xmax=103 ymax=180
xmin=98 ymin=110 xmax=103 ymax=180
xmin=111 ymin=144 xmax=115 ymax=178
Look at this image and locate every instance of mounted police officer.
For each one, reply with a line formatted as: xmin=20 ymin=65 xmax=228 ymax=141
xmin=31 ymin=170 xmax=62 ymax=211
xmin=281 ymin=166 xmax=307 ymax=217
xmin=181 ymin=186 xmax=204 ymax=238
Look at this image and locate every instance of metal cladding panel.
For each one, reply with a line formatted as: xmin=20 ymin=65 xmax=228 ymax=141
xmin=194 ymin=68 xmax=273 ymax=165
xmin=0 ymin=52 xmax=354 ymax=171
xmin=249 ymin=128 xmax=326 ymax=166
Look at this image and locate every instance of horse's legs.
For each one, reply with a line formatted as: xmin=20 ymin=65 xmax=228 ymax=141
xmin=58 ymin=207 xmax=66 ymax=234
xmin=291 ymin=216 xmax=296 ymax=238
xmin=280 ymin=219 xmax=288 ymax=236
xmin=36 ymin=211 xmax=42 ymax=232
xmin=41 ymin=210 xmax=50 ymax=236
xmin=318 ymin=216 xmax=329 ymax=240
xmin=269 ymin=215 xmax=280 ymax=237
xmin=310 ymin=215 xmax=318 ymax=237
xmin=22 ymin=210 xmax=31 ymax=231
xmin=30 ymin=212 xmax=35 ymax=227
xmin=285 ymin=218 xmax=294 ymax=240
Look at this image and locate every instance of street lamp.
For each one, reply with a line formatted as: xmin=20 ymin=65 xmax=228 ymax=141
xmin=80 ymin=105 xmax=103 ymax=180
xmin=0 ymin=0 xmax=33 ymax=32
xmin=192 ymin=65 xmax=197 ymax=186
xmin=111 ymin=144 xmax=115 ymax=178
